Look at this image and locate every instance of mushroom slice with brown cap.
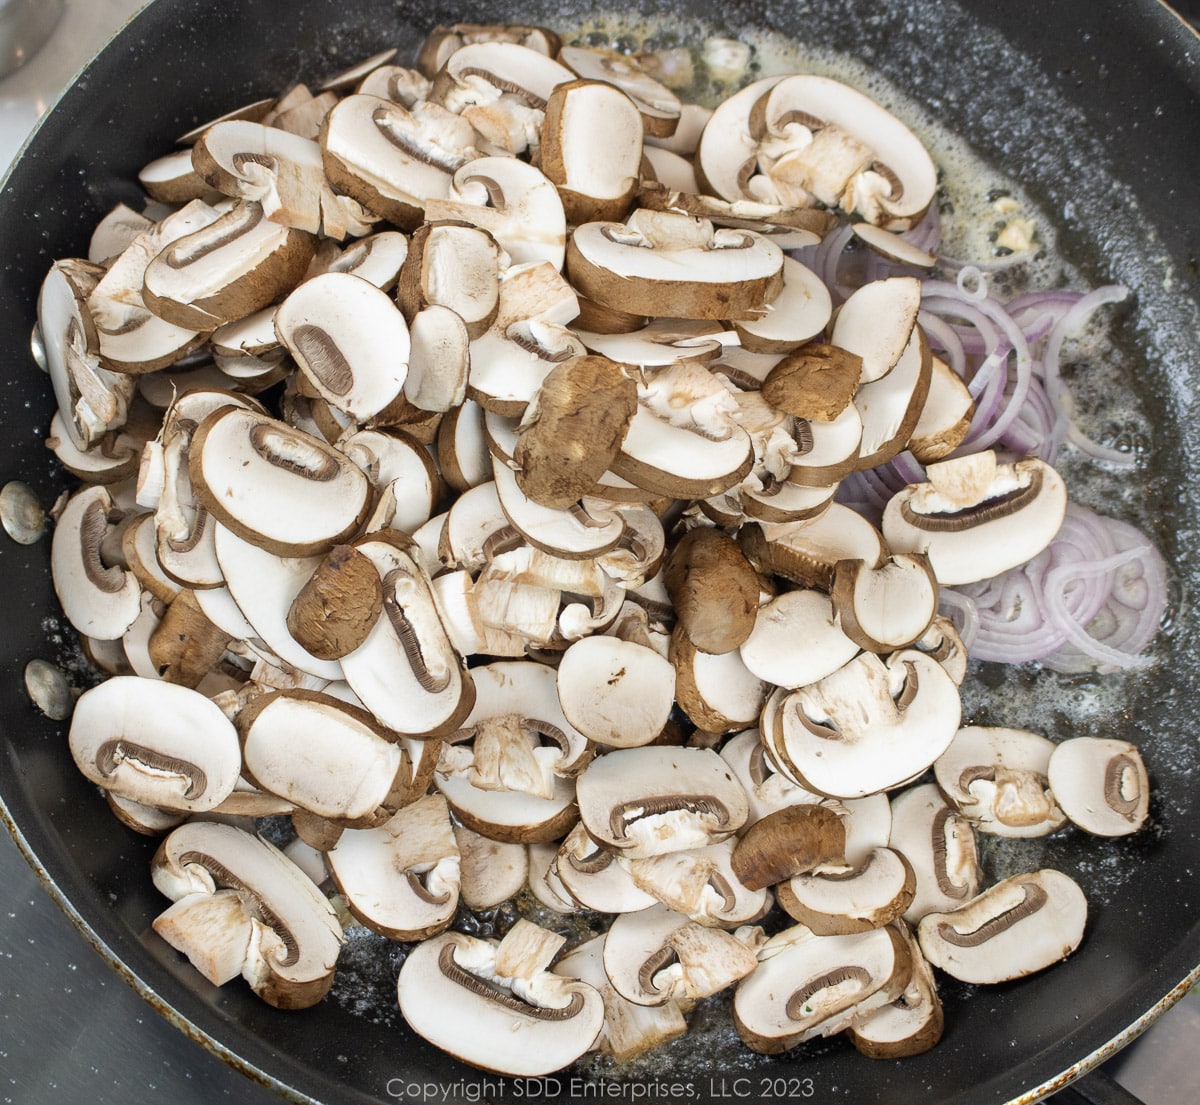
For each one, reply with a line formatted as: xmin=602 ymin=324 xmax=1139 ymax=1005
xmin=318 ymin=229 xmax=410 ymax=291
xmin=934 ymin=726 xmax=1067 ymax=837
xmin=566 ymin=215 xmax=784 ymax=322
xmin=395 ymin=221 xmax=503 ymax=338
xmin=738 ymin=589 xmax=860 ymax=690
xmin=558 ymin=46 xmax=682 ymax=139
xmin=138 ymin=148 xmax=214 ymax=204
xmin=622 ymin=838 xmax=770 ymax=927
xmin=285 ymin=544 xmax=383 ymax=662
xmin=493 ymin=460 xmax=625 ymax=560
xmin=848 ymin=921 xmax=943 ymax=1058
xmin=767 ymin=650 xmax=962 ymax=800
xmin=468 ymin=321 xmax=586 ymax=417
xmin=355 ymin=65 xmax=432 ymax=105
xmin=730 ymin=804 xmax=847 ymax=891
xmin=908 ymin=356 xmax=975 ymax=463
xmin=749 ymin=75 xmax=938 ymax=229
xmin=888 ymin=782 xmax=983 ymax=924
xmin=573 ymin=318 xmax=727 ymax=366
xmin=732 ymin=256 xmax=832 ymax=355
xmin=88 ymin=203 xmax=154 ymax=265
xmin=319 ymin=47 xmax=400 ymax=93
xmin=663 ymin=526 xmax=760 ymax=655
xmin=830 ymin=277 xmax=923 ymax=384
xmin=786 ymin=405 xmax=865 ymax=489
xmin=424 ymin=158 xmax=567 ymax=270
xmin=694 ymin=76 xmax=785 ymax=205
xmin=430 ymin=41 xmax=574 ymax=114
xmin=733 ymin=924 xmax=911 ymax=1053
xmin=142 ymin=201 xmax=317 ymax=331
xmin=917 ymin=869 xmax=1088 ymax=985
xmin=556 ymin=635 xmax=676 ymax=749
xmin=905 ymin=614 xmax=970 ymax=686
xmin=192 ymin=120 xmax=374 ymax=240
xmin=851 ymin=223 xmax=937 ymax=269
xmin=739 ymin=504 xmax=887 ymax=591
xmin=51 ymin=484 xmax=143 ymax=640
xmin=320 ymin=95 xmax=480 ymax=231
xmin=539 ymin=79 xmax=644 ymax=224
xmin=454 ymin=823 xmax=529 ymax=910
xmin=882 ymin=452 xmax=1069 ymax=586
xmin=417 ymin=23 xmax=561 ymax=78
xmin=670 ymin=628 xmax=769 ymax=735
xmin=831 ymin=553 xmax=939 ymax=653
xmin=762 ymin=344 xmax=862 ymax=422
xmin=404 ymin=305 xmax=471 ymax=415
xmin=189 ymin=405 xmax=371 ymax=558
xmin=326 ymin=794 xmax=460 ymax=941
xmin=69 ymin=675 xmax=241 ymax=812
xmin=340 ymin=532 xmax=474 ymax=738
xmin=151 ymin=820 xmax=343 ymax=1009
xmin=337 ymin=427 xmax=439 ymax=536
xmin=775 ymin=847 xmax=916 ymax=934
xmin=576 ymin=745 xmax=749 ymax=859
xmin=641 ymin=145 xmax=698 ymax=194
xmin=236 ymin=689 xmax=412 ymax=825
xmin=1047 ymin=737 xmax=1150 ymax=837
xmin=397 ymin=925 xmax=604 ymax=1077
xmin=720 ymin=728 xmax=823 ymax=826
xmin=602 ymin=904 xmax=758 ymax=1007
xmin=553 ymin=822 xmax=659 ymax=914
xmin=274 ymin=272 xmax=410 ymax=421
xmin=852 ymin=325 xmax=933 ymax=470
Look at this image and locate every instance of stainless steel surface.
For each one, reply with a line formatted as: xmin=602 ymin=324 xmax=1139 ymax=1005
xmin=0 ymin=0 xmax=63 ymax=80
xmin=0 ymin=3 xmax=1197 ymax=1104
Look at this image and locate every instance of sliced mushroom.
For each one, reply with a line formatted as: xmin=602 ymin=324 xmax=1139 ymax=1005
xmin=142 ymin=201 xmax=317 ymax=331
xmin=908 ymin=355 xmax=975 ymax=463
xmin=327 ymin=793 xmax=460 ymax=940
xmin=396 ymin=927 xmax=604 ymax=1077
xmin=761 ymin=343 xmax=863 ymax=422
xmin=337 ymin=426 xmax=440 ymax=536
xmin=732 ymin=257 xmax=832 ymax=355
xmin=738 ymin=588 xmax=860 ymax=690
xmin=403 ymin=307 xmax=471 ymax=414
xmin=575 ymin=745 xmax=749 ymax=859
xmin=550 ymin=821 xmax=655 ymax=914
xmin=917 ymin=869 xmax=1088 ymax=984
xmin=274 ymin=272 xmax=410 ymax=420
xmin=934 ymin=726 xmax=1067 ymax=837
xmin=51 ymin=484 xmax=142 ymax=640
xmin=285 ymin=544 xmax=384 ymax=661
xmin=558 ymin=46 xmax=682 ymax=139
xmin=848 ymin=921 xmax=943 ymax=1058
xmin=147 ymin=588 xmax=232 ymax=686
xmin=151 ymin=820 xmax=342 ymax=1008
xmin=88 ymin=203 xmax=154 ymax=265
xmin=731 ymin=804 xmax=847 ymax=891
xmin=663 ymin=525 xmax=761 ymax=654
xmin=881 ymin=452 xmax=1069 ymax=586
xmin=852 ymin=325 xmax=932 ymax=469
xmin=830 ymin=277 xmax=923 ymax=385
xmin=831 ymin=553 xmax=939 ymax=653
xmin=417 ymin=23 xmax=561 ymax=79
xmin=738 ymin=504 xmax=887 ymax=591
xmin=396 ymin=220 xmax=503 ymax=337
xmin=566 ymin=214 xmax=783 ymax=321
xmin=765 ymin=650 xmax=962 ymax=799
xmin=775 ymin=847 xmax=916 ymax=934
xmin=1047 ymin=737 xmax=1150 ymax=837
xmin=69 ymin=675 xmax=241 ymax=812
xmin=454 ymin=823 xmax=530 ymax=910
xmin=670 ymin=628 xmax=769 ymax=735
xmin=189 ymin=405 xmax=371 ymax=557
xmin=733 ymin=924 xmax=911 ymax=1053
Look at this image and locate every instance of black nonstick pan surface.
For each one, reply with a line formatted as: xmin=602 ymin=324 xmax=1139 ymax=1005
xmin=1 ymin=1 xmax=1198 ymax=1103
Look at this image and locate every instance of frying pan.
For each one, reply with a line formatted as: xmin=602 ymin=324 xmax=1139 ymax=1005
xmin=1 ymin=0 xmax=1198 ymax=1102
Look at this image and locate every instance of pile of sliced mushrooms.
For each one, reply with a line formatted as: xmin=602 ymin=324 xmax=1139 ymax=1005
xmin=24 ymin=18 xmax=1155 ymax=1078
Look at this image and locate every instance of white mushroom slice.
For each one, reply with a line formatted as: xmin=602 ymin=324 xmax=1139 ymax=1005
xmin=917 ymin=869 xmax=1088 ymax=985
xmin=732 ymin=257 xmax=832 ymax=354
xmin=274 ymin=272 xmax=410 ymax=420
xmin=644 ymin=99 xmax=710 ymax=154
xmin=566 ymin=216 xmax=784 ymax=321
xmin=51 ymin=485 xmax=142 ymax=640
xmin=327 ymin=794 xmax=460 ymax=940
xmin=733 ymin=925 xmax=910 ymax=1053
xmin=120 ymin=591 xmax=164 ymax=680
xmin=908 ymin=356 xmax=974 ymax=463
xmin=142 ymin=201 xmax=316 ymax=331
xmin=106 ymin=791 xmax=187 ymax=837
xmin=212 ymin=524 xmax=345 ymax=680
xmin=468 ymin=321 xmax=586 ymax=416
xmin=319 ymin=229 xmax=411 ymax=291
xmin=767 ymin=650 xmax=962 ymax=799
xmin=212 ymin=305 xmax=283 ymax=364
xmin=454 ymin=823 xmax=529 ymax=910
xmin=88 ymin=203 xmax=154 ymax=264
xmin=830 ymin=277 xmax=923 ymax=384
xmin=47 ymin=412 xmax=142 ymax=485
xmin=430 ymin=41 xmax=573 ymax=113
xmin=189 ymin=405 xmax=371 ymax=557
xmin=573 ymin=318 xmax=727 ymax=367
xmin=396 ymin=221 xmax=503 ymax=338
xmin=556 ymin=635 xmax=676 ymax=749
xmin=695 ymin=76 xmax=785 ymax=204
xmin=851 ymin=223 xmax=937 ymax=268
xmin=787 ymin=404 xmax=865 ymax=487
xmin=193 ymin=582 xmax=258 ymax=641
xmin=622 ymin=838 xmax=769 ymax=926
xmin=739 ymin=504 xmax=887 ymax=591
xmin=720 ymin=729 xmax=823 ymax=826
xmin=340 ymin=533 xmax=474 ymax=738
xmin=576 ymin=746 xmax=749 ymax=859
xmin=436 ymin=400 xmax=492 ymax=493
xmin=603 ymin=904 xmax=758 ymax=1007
xmin=641 ymin=146 xmax=698 ymax=194
xmin=237 ymin=689 xmax=410 ymax=824
xmin=397 ymin=929 xmax=604 ymax=1077
xmin=337 ymin=427 xmax=438 ymax=536
xmin=554 ymin=934 xmax=688 ymax=1060
xmin=888 ymin=782 xmax=983 ymax=924
xmin=934 ymin=726 xmax=1067 ymax=838
xmin=527 ymin=840 xmax=583 ymax=913
xmin=904 ymin=614 xmax=970 ymax=686
xmin=424 ymin=157 xmax=567 ymax=269
xmin=848 ymin=921 xmax=943 ymax=1058
xmin=540 ymin=79 xmax=643 ymax=223
xmin=881 ymin=452 xmax=1069 ymax=586
xmin=417 ymin=23 xmax=561 ymax=78
xmin=319 ymin=47 xmax=400 ymax=92
xmin=852 ymin=325 xmax=932 ymax=469
xmin=69 ymin=676 xmax=241 ymax=812
xmin=553 ymin=822 xmax=659 ymax=914
xmin=739 ymin=589 xmax=860 ymax=690
xmin=750 ymin=75 xmax=938 ymax=229
xmin=775 ymin=847 xmax=916 ymax=934
xmin=151 ymin=820 xmax=342 ymax=1009
xmin=192 ymin=120 xmax=373 ymax=239
xmin=831 ymin=553 xmax=939 ymax=653
xmin=493 ymin=459 xmax=624 ymax=559
xmin=558 ymin=46 xmax=682 ymax=138
xmin=1047 ymin=737 xmax=1150 ymax=837
xmin=438 ymin=480 xmax=516 ymax=572
xmin=671 ymin=629 xmax=769 ymax=734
